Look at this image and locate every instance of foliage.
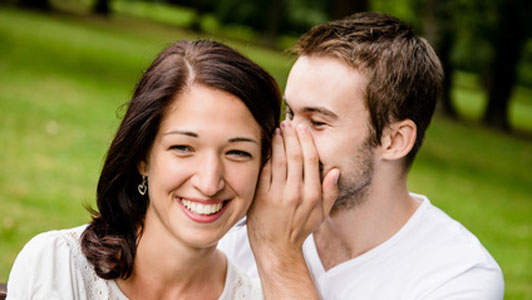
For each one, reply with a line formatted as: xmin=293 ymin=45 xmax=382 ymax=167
xmin=0 ymin=4 xmax=531 ymax=298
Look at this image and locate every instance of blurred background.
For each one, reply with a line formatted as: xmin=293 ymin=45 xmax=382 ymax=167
xmin=0 ymin=0 xmax=531 ymax=298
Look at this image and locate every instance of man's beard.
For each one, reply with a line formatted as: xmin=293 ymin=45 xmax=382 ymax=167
xmin=321 ymin=136 xmax=375 ymax=214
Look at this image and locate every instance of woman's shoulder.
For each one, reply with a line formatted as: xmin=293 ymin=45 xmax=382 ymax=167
xmin=6 ymin=225 xmax=106 ymax=300
xmin=12 ymin=225 xmax=88 ymax=264
xmin=220 ymin=258 xmax=263 ymax=300
xmin=29 ymin=224 xmax=87 ymax=247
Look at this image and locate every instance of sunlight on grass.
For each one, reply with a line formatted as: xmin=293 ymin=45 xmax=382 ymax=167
xmin=0 ymin=4 xmax=531 ymax=298
xmin=452 ymin=71 xmax=532 ymax=131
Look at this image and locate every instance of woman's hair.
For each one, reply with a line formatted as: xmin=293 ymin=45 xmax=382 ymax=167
xmin=81 ymin=40 xmax=281 ymax=280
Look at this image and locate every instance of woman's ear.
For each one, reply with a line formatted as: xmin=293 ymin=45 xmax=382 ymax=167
xmin=137 ymin=160 xmax=148 ymax=176
xmin=380 ymin=119 xmax=417 ymax=161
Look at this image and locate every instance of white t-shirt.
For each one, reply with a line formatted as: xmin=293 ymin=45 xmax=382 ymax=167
xmin=7 ymin=225 xmax=262 ymax=300
xmin=218 ymin=194 xmax=504 ymax=299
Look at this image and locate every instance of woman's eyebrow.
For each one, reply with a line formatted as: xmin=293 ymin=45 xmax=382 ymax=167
xmin=228 ymin=137 xmax=259 ymax=144
xmin=164 ymin=130 xmax=198 ymax=137
xmin=164 ymin=130 xmax=258 ymax=144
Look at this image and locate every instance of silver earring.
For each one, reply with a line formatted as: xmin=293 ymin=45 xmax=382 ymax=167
xmin=138 ymin=175 xmax=148 ymax=196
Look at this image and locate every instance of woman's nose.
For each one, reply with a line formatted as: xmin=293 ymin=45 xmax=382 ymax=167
xmin=190 ymin=153 xmax=225 ymax=196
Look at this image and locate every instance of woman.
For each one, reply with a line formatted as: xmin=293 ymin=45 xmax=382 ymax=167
xmin=7 ymin=40 xmax=281 ymax=299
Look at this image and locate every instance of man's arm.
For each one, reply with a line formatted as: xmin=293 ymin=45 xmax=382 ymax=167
xmin=247 ymin=121 xmax=339 ymax=299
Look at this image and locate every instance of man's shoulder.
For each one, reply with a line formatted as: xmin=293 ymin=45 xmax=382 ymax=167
xmin=400 ymin=195 xmax=497 ymax=267
xmin=413 ymin=195 xmax=497 ymax=262
xmin=319 ymin=195 xmax=504 ymax=299
xmin=393 ymin=195 xmax=504 ymax=298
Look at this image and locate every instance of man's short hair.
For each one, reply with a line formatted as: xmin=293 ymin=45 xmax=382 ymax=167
xmin=294 ymin=12 xmax=444 ymax=168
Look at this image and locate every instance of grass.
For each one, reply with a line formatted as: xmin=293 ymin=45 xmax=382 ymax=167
xmin=0 ymin=4 xmax=531 ymax=298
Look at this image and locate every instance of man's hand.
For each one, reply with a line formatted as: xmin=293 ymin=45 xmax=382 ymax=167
xmin=247 ymin=121 xmax=339 ymax=299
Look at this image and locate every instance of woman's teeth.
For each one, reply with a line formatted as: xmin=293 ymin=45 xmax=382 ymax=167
xmin=181 ymin=199 xmax=223 ymax=215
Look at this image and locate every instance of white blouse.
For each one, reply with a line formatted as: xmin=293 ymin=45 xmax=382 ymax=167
xmin=7 ymin=225 xmax=262 ymax=300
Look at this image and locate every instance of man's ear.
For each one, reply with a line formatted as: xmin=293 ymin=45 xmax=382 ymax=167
xmin=137 ymin=160 xmax=148 ymax=176
xmin=380 ymin=119 xmax=417 ymax=161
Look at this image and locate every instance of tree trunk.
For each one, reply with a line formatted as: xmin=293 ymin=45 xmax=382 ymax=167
xmin=422 ymin=0 xmax=457 ymax=117
xmin=18 ymin=0 xmax=50 ymax=11
xmin=483 ymin=0 xmax=530 ymax=130
xmin=262 ymin=0 xmax=285 ymax=48
xmin=331 ymin=0 xmax=368 ymax=20
xmin=437 ymin=30 xmax=457 ymax=117
xmin=188 ymin=0 xmax=207 ymax=33
xmin=93 ymin=0 xmax=111 ymax=16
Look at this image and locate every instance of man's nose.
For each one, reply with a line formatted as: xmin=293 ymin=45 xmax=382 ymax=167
xmin=290 ymin=117 xmax=305 ymax=130
xmin=191 ymin=153 xmax=225 ymax=196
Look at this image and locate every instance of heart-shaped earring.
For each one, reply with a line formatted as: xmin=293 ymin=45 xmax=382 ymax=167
xmin=138 ymin=175 xmax=148 ymax=196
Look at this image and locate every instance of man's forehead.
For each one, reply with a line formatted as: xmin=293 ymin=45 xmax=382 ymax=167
xmin=284 ymin=56 xmax=367 ymax=115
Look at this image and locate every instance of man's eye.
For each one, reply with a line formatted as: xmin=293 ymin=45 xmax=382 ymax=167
xmin=310 ymin=119 xmax=326 ymax=127
xmin=284 ymin=108 xmax=294 ymax=120
xmin=227 ymin=150 xmax=252 ymax=160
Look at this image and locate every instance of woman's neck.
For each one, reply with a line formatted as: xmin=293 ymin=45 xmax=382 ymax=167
xmin=116 ymin=216 xmax=227 ymax=300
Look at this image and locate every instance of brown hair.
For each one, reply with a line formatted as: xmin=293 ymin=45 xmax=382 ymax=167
xmin=294 ymin=12 xmax=443 ymax=167
xmin=81 ymin=40 xmax=281 ymax=279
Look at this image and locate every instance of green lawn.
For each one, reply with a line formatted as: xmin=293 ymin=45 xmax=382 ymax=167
xmin=0 ymin=4 xmax=531 ymax=299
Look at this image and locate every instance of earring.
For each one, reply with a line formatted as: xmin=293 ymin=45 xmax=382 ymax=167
xmin=138 ymin=175 xmax=148 ymax=196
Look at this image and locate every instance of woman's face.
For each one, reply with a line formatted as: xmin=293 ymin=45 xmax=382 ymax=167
xmin=140 ymin=83 xmax=262 ymax=249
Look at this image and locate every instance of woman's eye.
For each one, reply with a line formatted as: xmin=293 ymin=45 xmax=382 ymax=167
xmin=227 ymin=150 xmax=252 ymax=160
xmin=170 ymin=145 xmax=192 ymax=153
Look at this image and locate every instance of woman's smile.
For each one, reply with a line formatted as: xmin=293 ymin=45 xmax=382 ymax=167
xmin=177 ymin=197 xmax=232 ymax=223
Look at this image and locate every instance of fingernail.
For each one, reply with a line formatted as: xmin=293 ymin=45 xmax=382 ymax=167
xmin=333 ymin=169 xmax=340 ymax=185
xmin=274 ymin=128 xmax=281 ymax=135
xmin=280 ymin=121 xmax=288 ymax=129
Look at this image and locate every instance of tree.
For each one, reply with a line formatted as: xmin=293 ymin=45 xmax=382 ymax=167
xmin=422 ymin=0 xmax=457 ymax=117
xmin=262 ymin=0 xmax=286 ymax=47
xmin=18 ymin=0 xmax=50 ymax=11
xmin=483 ymin=0 xmax=531 ymax=130
xmin=93 ymin=0 xmax=111 ymax=16
xmin=330 ymin=0 xmax=368 ymax=20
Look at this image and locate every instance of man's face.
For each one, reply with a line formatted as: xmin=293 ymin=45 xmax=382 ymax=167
xmin=284 ymin=55 xmax=376 ymax=211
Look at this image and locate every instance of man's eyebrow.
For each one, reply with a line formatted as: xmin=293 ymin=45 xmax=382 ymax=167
xmin=301 ymin=107 xmax=338 ymax=119
xmin=284 ymin=97 xmax=338 ymax=119
xmin=164 ymin=130 xmax=258 ymax=144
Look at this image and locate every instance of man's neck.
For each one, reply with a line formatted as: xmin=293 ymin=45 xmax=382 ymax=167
xmin=313 ymin=177 xmax=420 ymax=271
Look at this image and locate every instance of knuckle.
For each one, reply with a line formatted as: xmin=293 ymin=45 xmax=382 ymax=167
xmin=307 ymin=194 xmax=320 ymax=206
xmin=306 ymin=190 xmax=321 ymax=204
xmin=285 ymin=190 xmax=301 ymax=204
xmin=305 ymin=152 xmax=319 ymax=164
xmin=273 ymin=158 xmax=286 ymax=169
xmin=288 ymin=150 xmax=302 ymax=161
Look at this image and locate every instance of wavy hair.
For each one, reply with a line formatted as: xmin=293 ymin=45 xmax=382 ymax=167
xmin=81 ymin=40 xmax=281 ymax=279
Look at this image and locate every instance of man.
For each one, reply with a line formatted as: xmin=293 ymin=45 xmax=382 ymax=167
xmin=219 ymin=12 xmax=504 ymax=299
